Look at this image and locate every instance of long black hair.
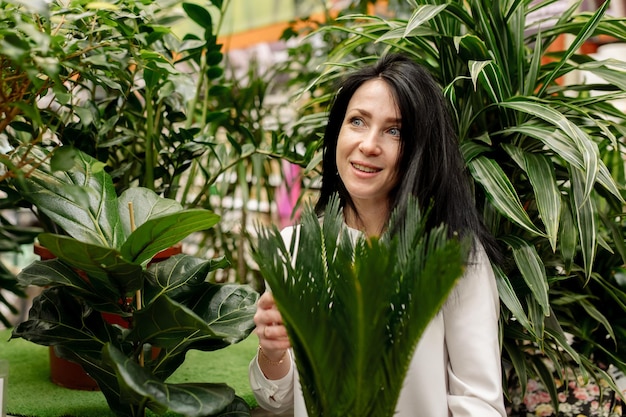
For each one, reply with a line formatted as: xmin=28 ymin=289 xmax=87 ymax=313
xmin=315 ymin=53 xmax=501 ymax=263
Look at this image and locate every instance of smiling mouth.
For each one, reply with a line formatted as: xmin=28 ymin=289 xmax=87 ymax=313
xmin=352 ymin=163 xmax=381 ymax=173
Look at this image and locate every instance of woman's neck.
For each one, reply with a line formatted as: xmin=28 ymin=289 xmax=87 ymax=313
xmin=344 ymin=203 xmax=389 ymax=237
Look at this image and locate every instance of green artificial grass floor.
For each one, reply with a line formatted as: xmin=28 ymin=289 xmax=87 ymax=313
xmin=0 ymin=328 xmax=259 ymax=417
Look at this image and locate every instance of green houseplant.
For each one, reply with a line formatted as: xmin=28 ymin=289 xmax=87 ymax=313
xmin=0 ymin=0 xmax=318 ymax=286
xmin=8 ymin=146 xmax=258 ymax=417
xmin=252 ymin=197 xmax=469 ymax=416
xmin=284 ymin=0 xmax=626 ymax=408
xmin=0 ymin=0 xmax=227 ymax=197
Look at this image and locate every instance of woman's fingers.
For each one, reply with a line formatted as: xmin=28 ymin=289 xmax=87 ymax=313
xmin=255 ymin=292 xmax=291 ymax=351
xmin=257 ymin=291 xmax=276 ymax=310
xmin=254 ymin=292 xmax=283 ymax=327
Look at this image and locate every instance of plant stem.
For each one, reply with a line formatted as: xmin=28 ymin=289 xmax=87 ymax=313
xmin=144 ymin=87 xmax=155 ymax=190
xmin=128 ymin=202 xmax=144 ymax=367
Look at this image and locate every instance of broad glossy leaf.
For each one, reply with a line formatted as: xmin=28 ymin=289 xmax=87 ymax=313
xmin=468 ymin=156 xmax=544 ymax=236
xmin=11 ymin=147 xmax=125 ymax=248
xmin=596 ymin=162 xmax=624 ymax=203
xmin=130 ymin=287 xmax=256 ymax=350
xmin=376 ymin=26 xmax=409 ymax=42
xmin=38 ymin=233 xmax=143 ymax=296
xmin=11 ymin=287 xmax=117 ymax=356
xmin=118 ymin=187 xmax=183 ymax=236
xmin=15 ymin=258 xmax=127 ymax=313
xmin=511 ymin=122 xmax=621 ymax=202
xmin=527 ymin=295 xmax=546 ymax=349
xmin=460 ymin=140 xmax=490 ymax=163
xmin=121 ymin=209 xmax=220 ymax=265
xmin=578 ymin=60 xmax=626 ymax=91
xmin=468 ymin=60 xmax=491 ymax=91
xmin=185 ymin=283 xmax=258 ymax=342
xmin=144 ymin=254 xmax=230 ymax=304
xmin=214 ymin=396 xmax=251 ymax=416
xmin=17 ymin=258 xmax=94 ymax=293
xmin=129 ymin=295 xmax=226 ymax=349
xmin=104 ymin=344 xmax=237 ymax=417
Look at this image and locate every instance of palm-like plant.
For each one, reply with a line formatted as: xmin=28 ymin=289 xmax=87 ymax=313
xmin=252 ymin=197 xmax=469 ymax=416
xmin=287 ymin=0 xmax=626 ymax=406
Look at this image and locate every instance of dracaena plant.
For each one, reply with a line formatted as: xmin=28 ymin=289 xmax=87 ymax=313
xmin=8 ymin=146 xmax=258 ymax=417
xmin=252 ymin=197 xmax=469 ymax=416
xmin=294 ymin=0 xmax=626 ymax=406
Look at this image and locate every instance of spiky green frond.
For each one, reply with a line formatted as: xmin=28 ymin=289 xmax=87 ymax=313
xmin=253 ymin=196 xmax=469 ymax=416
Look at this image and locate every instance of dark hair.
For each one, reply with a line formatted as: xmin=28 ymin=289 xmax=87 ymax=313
xmin=315 ymin=53 xmax=501 ymax=263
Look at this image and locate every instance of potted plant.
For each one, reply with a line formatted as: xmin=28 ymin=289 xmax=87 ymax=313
xmin=8 ymin=145 xmax=258 ymax=417
xmin=252 ymin=197 xmax=468 ymax=416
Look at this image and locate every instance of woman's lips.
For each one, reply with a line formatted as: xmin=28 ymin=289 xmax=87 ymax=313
xmin=351 ymin=162 xmax=381 ymax=173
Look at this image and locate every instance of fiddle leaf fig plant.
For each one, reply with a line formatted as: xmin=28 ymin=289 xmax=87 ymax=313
xmin=9 ymin=146 xmax=258 ymax=417
xmin=252 ymin=197 xmax=469 ymax=416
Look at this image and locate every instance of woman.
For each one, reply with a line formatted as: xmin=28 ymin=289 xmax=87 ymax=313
xmin=249 ymin=54 xmax=506 ymax=416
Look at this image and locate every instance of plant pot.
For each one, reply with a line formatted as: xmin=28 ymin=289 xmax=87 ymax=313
xmin=33 ymin=242 xmax=182 ymax=390
xmin=48 ymin=347 xmax=99 ymax=390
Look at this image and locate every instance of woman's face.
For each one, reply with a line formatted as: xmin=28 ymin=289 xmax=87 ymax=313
xmin=336 ymin=79 xmax=401 ymax=209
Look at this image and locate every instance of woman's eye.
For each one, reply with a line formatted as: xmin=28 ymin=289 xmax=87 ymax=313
xmin=388 ymin=127 xmax=400 ymax=137
xmin=350 ymin=117 xmax=364 ymax=127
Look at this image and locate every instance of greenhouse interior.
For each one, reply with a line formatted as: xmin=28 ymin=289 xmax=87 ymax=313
xmin=2 ymin=0 xmax=626 ymax=416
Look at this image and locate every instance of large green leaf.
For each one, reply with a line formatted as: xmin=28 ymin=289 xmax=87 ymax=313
xmin=104 ymin=344 xmax=239 ymax=417
xmin=120 ymin=209 xmax=220 ymax=265
xmin=129 ymin=287 xmax=256 ymax=350
xmin=253 ymin=197 xmax=467 ymax=416
xmin=12 ymin=147 xmax=125 ymax=248
xmin=17 ymin=258 xmax=96 ymax=294
xmin=129 ymin=295 xmax=228 ymax=349
xmin=15 ymin=258 xmax=127 ymax=314
xmin=143 ymin=254 xmax=230 ymax=304
xmin=185 ymin=283 xmax=259 ymax=341
xmin=117 ymin=187 xmax=184 ymax=237
xmin=11 ymin=287 xmax=121 ymax=357
xmin=523 ymin=153 xmax=561 ymax=251
xmin=37 ymin=233 xmax=144 ymax=296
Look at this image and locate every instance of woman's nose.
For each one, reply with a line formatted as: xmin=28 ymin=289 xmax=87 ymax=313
xmin=358 ymin=131 xmax=381 ymax=155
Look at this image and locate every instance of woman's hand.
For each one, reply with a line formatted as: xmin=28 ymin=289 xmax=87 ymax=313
xmin=254 ymin=291 xmax=291 ymax=378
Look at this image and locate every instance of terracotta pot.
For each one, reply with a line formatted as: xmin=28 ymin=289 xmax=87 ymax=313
xmin=34 ymin=242 xmax=182 ymax=390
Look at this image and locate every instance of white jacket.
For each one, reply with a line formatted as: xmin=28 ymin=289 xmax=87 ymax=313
xmin=249 ymin=225 xmax=506 ymax=416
